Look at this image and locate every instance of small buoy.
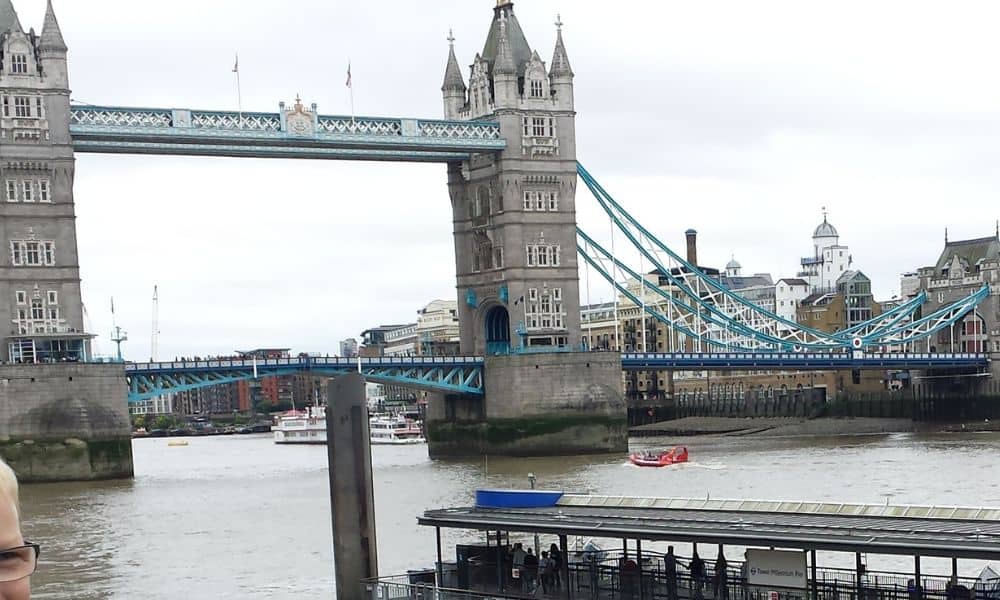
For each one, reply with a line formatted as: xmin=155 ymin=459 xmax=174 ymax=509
xmin=167 ymin=440 xmax=189 ymax=447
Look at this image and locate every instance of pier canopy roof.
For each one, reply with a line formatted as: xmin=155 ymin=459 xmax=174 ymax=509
xmin=419 ymin=491 xmax=1000 ymax=561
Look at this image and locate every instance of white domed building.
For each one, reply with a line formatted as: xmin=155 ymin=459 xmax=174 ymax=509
xmin=799 ymin=210 xmax=852 ymax=292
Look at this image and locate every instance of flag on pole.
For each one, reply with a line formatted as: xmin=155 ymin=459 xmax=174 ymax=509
xmin=345 ymin=62 xmax=352 ymax=88
xmin=232 ymin=53 xmax=239 ymax=73
xmin=111 ymin=297 xmax=115 ymax=314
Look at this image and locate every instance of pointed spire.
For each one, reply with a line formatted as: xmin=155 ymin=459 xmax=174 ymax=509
xmin=494 ymin=15 xmax=516 ymax=76
xmin=442 ymin=29 xmax=466 ymax=92
xmin=0 ymin=0 xmax=21 ymax=35
xmin=550 ymin=14 xmax=574 ymax=77
xmin=40 ymin=0 xmax=67 ymax=53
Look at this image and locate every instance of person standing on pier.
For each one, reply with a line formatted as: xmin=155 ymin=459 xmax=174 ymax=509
xmin=664 ymin=546 xmax=679 ymax=600
xmin=714 ymin=549 xmax=729 ymax=600
xmin=689 ymin=549 xmax=706 ymax=600
xmin=549 ymin=543 xmax=564 ymax=588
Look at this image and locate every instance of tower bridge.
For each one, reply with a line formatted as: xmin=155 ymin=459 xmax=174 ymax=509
xmin=0 ymin=1 xmax=991 ymax=479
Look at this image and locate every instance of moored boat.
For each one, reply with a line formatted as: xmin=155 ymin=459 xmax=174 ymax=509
xmin=369 ymin=414 xmax=425 ymax=445
xmin=273 ymin=407 xmax=326 ymax=445
xmin=629 ymin=446 xmax=689 ymax=468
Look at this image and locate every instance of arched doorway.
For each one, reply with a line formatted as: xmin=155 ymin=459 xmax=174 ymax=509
xmin=484 ymin=306 xmax=511 ymax=355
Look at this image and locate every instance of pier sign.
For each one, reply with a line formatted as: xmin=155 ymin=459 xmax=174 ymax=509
xmin=746 ymin=549 xmax=807 ymax=589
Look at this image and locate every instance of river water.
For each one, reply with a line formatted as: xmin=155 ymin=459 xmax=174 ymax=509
xmin=20 ymin=431 xmax=1000 ymax=599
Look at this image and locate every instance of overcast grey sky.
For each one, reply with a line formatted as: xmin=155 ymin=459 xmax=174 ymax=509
xmin=15 ymin=1 xmax=1000 ymax=360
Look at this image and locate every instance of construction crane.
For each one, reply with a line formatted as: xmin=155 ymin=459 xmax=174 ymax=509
xmin=151 ymin=285 xmax=159 ymax=362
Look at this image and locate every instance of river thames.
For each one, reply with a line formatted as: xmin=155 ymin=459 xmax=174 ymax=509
xmin=21 ymin=430 xmax=1000 ymax=599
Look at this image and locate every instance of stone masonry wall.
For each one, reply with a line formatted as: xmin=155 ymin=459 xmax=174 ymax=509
xmin=0 ymin=363 xmax=132 ymax=482
xmin=427 ymin=352 xmax=628 ymax=457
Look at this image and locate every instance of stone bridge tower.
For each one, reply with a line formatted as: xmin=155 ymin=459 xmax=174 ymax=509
xmin=428 ymin=1 xmax=626 ymax=457
xmin=0 ymin=0 xmax=91 ymax=363
xmin=0 ymin=1 xmax=131 ymax=482
xmin=443 ymin=1 xmax=581 ymax=355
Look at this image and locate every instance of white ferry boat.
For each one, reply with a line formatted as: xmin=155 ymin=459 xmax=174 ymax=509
xmin=369 ymin=415 xmax=426 ymax=445
xmin=272 ymin=408 xmax=425 ymax=446
xmin=272 ymin=406 xmax=326 ymax=445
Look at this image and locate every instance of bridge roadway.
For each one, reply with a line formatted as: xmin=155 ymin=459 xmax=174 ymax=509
xmin=124 ymin=352 xmax=988 ymax=403
xmin=68 ymin=105 xmax=506 ymax=162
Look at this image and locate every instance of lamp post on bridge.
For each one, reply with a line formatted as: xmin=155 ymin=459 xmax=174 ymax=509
xmin=528 ymin=473 xmax=540 ymax=555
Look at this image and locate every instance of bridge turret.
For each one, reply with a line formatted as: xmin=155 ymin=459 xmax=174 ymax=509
xmin=37 ymin=0 xmax=69 ymax=143
xmin=441 ymin=31 xmax=467 ymax=120
xmin=491 ymin=17 xmax=518 ymax=108
xmin=549 ymin=16 xmax=574 ymax=112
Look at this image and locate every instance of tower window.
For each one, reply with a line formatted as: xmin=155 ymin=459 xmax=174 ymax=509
xmin=13 ymin=97 xmax=31 ymax=118
xmin=547 ymin=192 xmax=559 ymax=211
xmin=10 ymin=54 xmax=27 ymax=75
xmin=21 ymin=181 xmax=32 ymax=203
xmin=10 ymin=240 xmax=55 ymax=266
xmin=38 ymin=180 xmax=50 ymax=203
xmin=526 ymin=244 xmax=561 ymax=267
xmin=5 ymin=180 xmax=16 ymax=202
xmin=25 ymin=242 xmax=40 ymax=265
xmin=47 ymin=291 xmax=57 ymax=305
xmin=532 ymin=117 xmax=546 ymax=137
xmin=530 ymin=80 xmax=543 ymax=98
xmin=15 ymin=291 xmax=25 ymax=304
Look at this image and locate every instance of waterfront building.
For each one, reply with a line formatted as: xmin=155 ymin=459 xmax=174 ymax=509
xmin=775 ymin=278 xmax=810 ymax=324
xmin=383 ymin=323 xmax=419 ymax=356
xmin=797 ymin=271 xmax=880 ymax=333
xmin=913 ymin=230 xmax=1000 ymax=378
xmin=416 ymin=299 xmax=461 ymax=356
xmin=338 ymin=338 xmax=358 ymax=358
xmin=798 ymin=210 xmax=852 ymax=292
xmin=128 ymin=394 xmax=173 ymax=417
xmin=581 ymin=301 xmax=617 ymax=351
xmin=360 ymin=324 xmax=411 ymax=357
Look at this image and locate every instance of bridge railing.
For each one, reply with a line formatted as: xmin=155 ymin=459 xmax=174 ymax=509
xmin=124 ymin=355 xmax=486 ymax=372
xmin=69 ymin=105 xmax=505 ymax=144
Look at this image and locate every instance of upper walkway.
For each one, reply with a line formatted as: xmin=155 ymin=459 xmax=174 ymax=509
xmin=69 ymin=104 xmax=506 ymax=162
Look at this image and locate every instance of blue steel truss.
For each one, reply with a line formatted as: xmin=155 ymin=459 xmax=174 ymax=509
xmin=125 ymin=351 xmax=989 ymax=402
xmin=576 ymin=163 xmax=991 ymax=352
xmin=69 ymin=105 xmax=506 ymax=162
xmin=125 ymin=356 xmax=484 ymax=403
xmin=621 ymin=352 xmax=989 ymax=371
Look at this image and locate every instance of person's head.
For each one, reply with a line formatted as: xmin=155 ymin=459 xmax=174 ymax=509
xmin=550 ymin=543 xmax=558 ymax=551
xmin=667 ymin=546 xmax=674 ymax=555
xmin=0 ymin=459 xmax=32 ymax=600
xmin=541 ymin=552 xmax=548 ymax=559
xmin=527 ymin=548 xmax=533 ymax=555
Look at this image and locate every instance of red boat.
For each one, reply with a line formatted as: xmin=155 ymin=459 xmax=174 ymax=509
xmin=629 ymin=446 xmax=689 ymax=468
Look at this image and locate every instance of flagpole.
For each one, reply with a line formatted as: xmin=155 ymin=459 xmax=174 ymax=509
xmin=346 ymin=60 xmax=355 ymax=126
xmin=233 ymin=53 xmax=243 ymax=128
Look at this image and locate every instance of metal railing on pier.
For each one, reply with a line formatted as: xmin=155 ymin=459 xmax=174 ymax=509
xmin=366 ymin=551 xmax=996 ymax=600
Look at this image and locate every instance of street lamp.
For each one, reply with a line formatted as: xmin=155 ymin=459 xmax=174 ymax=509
xmin=528 ymin=473 xmax=539 ymax=555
